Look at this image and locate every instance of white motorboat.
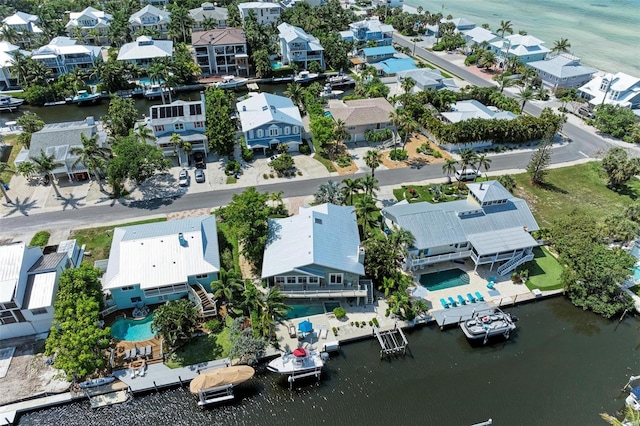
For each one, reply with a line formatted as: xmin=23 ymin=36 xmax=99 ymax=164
xmin=0 ymin=94 xmax=24 ymax=111
xmin=327 ymin=74 xmax=356 ymax=88
xmin=214 ymin=75 xmax=248 ymax=90
xmin=72 ymin=90 xmax=101 ymax=105
xmin=144 ymin=85 xmax=172 ymax=99
xmin=459 ymin=308 xmax=517 ymax=344
xmin=626 ymin=386 xmax=640 ymax=410
xmin=78 ymin=376 xmax=115 ymax=389
xmin=190 ymin=365 xmax=255 ymax=406
xmin=294 ymin=71 xmax=319 ymax=84
xmin=320 ymin=83 xmax=344 ymax=98
xmin=267 ymin=347 xmax=325 ymax=377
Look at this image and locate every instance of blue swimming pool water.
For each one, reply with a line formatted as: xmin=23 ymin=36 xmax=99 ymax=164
xmin=631 ymin=242 xmax=640 ymax=259
xmin=634 ymin=265 xmax=640 ymax=281
xmin=110 ymin=313 xmax=156 ymax=341
xmin=420 ymin=269 xmax=470 ymax=291
xmin=285 ymin=304 xmax=325 ymax=319
xmin=270 ymin=61 xmax=282 ymax=70
xmin=324 ymin=302 xmax=341 ymax=312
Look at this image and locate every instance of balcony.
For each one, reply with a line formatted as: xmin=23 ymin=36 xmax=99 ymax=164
xmin=407 ymin=250 xmax=472 ymax=269
xmin=276 ymin=283 xmax=367 ymax=299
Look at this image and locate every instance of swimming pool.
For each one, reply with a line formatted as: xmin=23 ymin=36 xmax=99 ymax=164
xmin=420 ymin=269 xmax=470 ymax=291
xmin=110 ymin=313 xmax=156 ymax=341
xmin=634 ymin=264 xmax=640 ymax=281
xmin=324 ymin=302 xmax=341 ymax=312
xmin=285 ymin=304 xmax=325 ymax=319
xmin=270 ymin=61 xmax=283 ymax=70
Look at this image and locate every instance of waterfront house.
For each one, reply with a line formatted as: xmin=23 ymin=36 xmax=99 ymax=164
xmin=490 ymin=34 xmax=550 ymax=66
xmin=441 ymin=100 xmax=517 ymax=124
xmin=0 ymin=41 xmax=19 ymax=90
xmin=30 ymin=37 xmax=102 ymax=78
xmin=261 ymin=203 xmax=370 ymax=305
xmin=102 ymin=216 xmax=220 ymax=316
xmin=190 ymin=2 xmax=228 ymax=31
xmin=146 ymin=96 xmax=209 ymax=165
xmin=357 ymin=45 xmax=396 ymax=64
xmin=578 ymin=72 xmax=640 ymax=109
xmin=0 ymin=241 xmax=75 ymax=340
xmin=325 ymin=97 xmax=394 ymax=143
xmin=462 ymin=27 xmax=500 ymax=51
xmin=339 ymin=17 xmax=394 ymax=47
xmin=66 ymin=7 xmax=113 ymax=45
xmin=117 ymin=36 xmax=173 ymax=68
xmin=128 ymin=5 xmax=170 ymax=39
xmin=371 ymin=57 xmax=417 ymax=77
xmin=383 ymin=180 xmax=539 ymax=276
xmin=277 ymin=23 xmax=325 ymax=70
xmin=527 ymin=53 xmax=597 ymax=90
xmin=237 ymin=2 xmax=282 ymax=26
xmin=426 ymin=17 xmax=476 ymax=37
xmin=192 ymin=28 xmax=249 ymax=76
xmin=236 ymin=92 xmax=303 ymax=153
xmin=371 ymin=0 xmax=403 ymax=8
xmin=396 ymin=68 xmax=458 ymax=93
xmin=1 ymin=11 xmax=42 ymax=48
xmin=14 ymin=117 xmax=107 ymax=182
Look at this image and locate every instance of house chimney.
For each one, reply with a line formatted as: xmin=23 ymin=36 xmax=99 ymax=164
xmin=358 ymin=245 xmax=365 ymax=264
xmin=242 ymin=105 xmax=246 ymax=111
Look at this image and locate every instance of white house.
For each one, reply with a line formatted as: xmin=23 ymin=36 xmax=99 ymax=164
xmin=578 ymin=72 xmax=640 ymax=109
xmin=0 ymin=241 xmax=77 ymax=340
xmin=192 ymin=28 xmax=249 ymax=76
xmin=339 ymin=17 xmax=394 ymax=47
xmin=396 ymin=68 xmax=458 ymax=92
xmin=66 ymin=7 xmax=113 ymax=45
xmin=261 ymin=203 xmax=369 ymax=305
xmin=30 ymin=37 xmax=102 ymax=78
xmin=277 ymin=23 xmax=324 ymax=70
xmin=0 ymin=41 xmax=19 ymax=90
xmin=441 ymin=100 xmax=517 ymax=123
xmin=129 ymin=5 xmax=171 ymax=39
xmin=237 ymin=2 xmax=282 ymax=25
xmin=237 ymin=92 xmax=303 ymax=153
xmin=490 ymin=34 xmax=550 ymax=66
xmin=117 ymin=36 xmax=173 ymax=68
xmin=190 ymin=2 xmax=228 ymax=30
xmin=383 ymin=181 xmax=540 ymax=276
xmin=102 ymin=216 xmax=220 ymax=316
xmin=527 ymin=54 xmax=597 ymax=90
xmin=2 ymin=11 xmax=42 ymax=48
xmin=462 ymin=26 xmax=500 ymax=50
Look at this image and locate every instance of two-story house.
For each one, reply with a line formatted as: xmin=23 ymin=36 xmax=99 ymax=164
xmin=1 ymin=11 xmax=42 ymax=48
xmin=0 ymin=240 xmax=80 ymax=340
xmin=579 ymin=72 xmax=640 ymax=109
xmin=0 ymin=41 xmax=20 ymax=90
xmin=357 ymin=45 xmax=395 ymax=64
xmin=277 ymin=23 xmax=324 ymax=70
xmin=129 ymin=5 xmax=170 ymax=39
xmin=117 ymin=36 xmax=173 ymax=69
xmin=147 ymin=96 xmax=209 ymax=165
xmin=396 ymin=69 xmax=459 ymax=93
xmin=382 ymin=181 xmax=540 ymax=277
xmin=237 ymin=92 xmax=303 ymax=153
xmin=325 ymin=97 xmax=394 ymax=143
xmin=339 ymin=17 xmax=394 ymax=47
xmin=192 ymin=28 xmax=249 ymax=76
xmin=237 ymin=2 xmax=282 ymax=26
xmin=527 ymin=53 xmax=597 ymax=90
xmin=261 ymin=203 xmax=370 ymax=306
xmin=190 ymin=2 xmax=228 ymax=30
xmin=490 ymin=34 xmax=550 ymax=67
xmin=101 ymin=216 xmax=219 ymax=318
xmin=30 ymin=37 xmax=102 ymax=78
xmin=66 ymin=7 xmax=113 ymax=45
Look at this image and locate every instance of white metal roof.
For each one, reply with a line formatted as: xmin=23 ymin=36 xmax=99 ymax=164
xmin=467 ymin=227 xmax=537 ymax=256
xmin=0 ymin=243 xmax=26 ymax=304
xmin=237 ymin=93 xmax=302 ymax=132
xmin=24 ymin=272 xmax=57 ymax=309
xmin=117 ymin=37 xmax=173 ymax=61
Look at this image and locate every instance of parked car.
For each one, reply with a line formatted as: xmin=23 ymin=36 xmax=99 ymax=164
xmin=268 ymin=153 xmax=280 ymax=164
xmin=193 ymin=152 xmax=206 ymax=168
xmin=194 ymin=168 xmax=205 ymax=183
xmin=577 ymin=106 xmax=594 ymax=119
xmin=178 ymin=169 xmax=190 ymax=186
xmin=455 ymin=169 xmax=482 ymax=181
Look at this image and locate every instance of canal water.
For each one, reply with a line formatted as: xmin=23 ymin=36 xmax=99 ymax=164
xmin=17 ymin=297 xmax=640 ymax=425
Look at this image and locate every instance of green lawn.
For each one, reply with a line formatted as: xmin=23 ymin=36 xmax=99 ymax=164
xmin=524 ymin=247 xmax=565 ymax=291
xmin=513 ymin=162 xmax=640 ymax=228
xmin=393 ymin=183 xmax=468 ymax=203
xmin=629 ymin=285 xmax=640 ymax=297
xmin=165 ymin=329 xmax=231 ymax=369
xmin=70 ymin=218 xmax=166 ymax=262
xmin=1 ymin=134 xmax=20 ymax=183
xmin=310 ymin=138 xmax=336 ymax=172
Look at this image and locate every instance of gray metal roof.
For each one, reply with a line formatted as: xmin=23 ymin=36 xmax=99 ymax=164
xmin=28 ymin=252 xmax=66 ymax=273
xmin=261 ymin=204 xmax=364 ymax=279
xmin=29 ymin=121 xmax=96 ymax=160
xmin=467 ymin=227 xmax=537 ymax=255
xmin=384 ymin=203 xmax=467 ymax=248
xmin=23 ymin=271 xmax=57 ymax=309
xmin=468 ymin=181 xmax=512 ymax=204
xmin=527 ymin=55 xmax=597 ymax=79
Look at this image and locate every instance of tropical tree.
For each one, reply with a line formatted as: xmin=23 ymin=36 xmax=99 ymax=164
xmin=442 ymin=158 xmax=458 ymax=183
xmin=147 ymin=58 xmax=171 ymax=104
xmin=151 ymin=299 xmax=199 ymax=351
xmin=261 ymin=287 xmax=290 ymax=323
xmin=600 ymin=404 xmax=640 ymax=425
xmin=478 ymin=50 xmax=497 ymax=70
xmin=475 ymin=153 xmax=492 ymax=176
xmin=202 ymin=17 xmax=217 ymax=31
xmin=497 ymin=20 xmax=513 ymax=38
xmin=135 ymin=124 xmax=156 ymax=145
xmin=516 ymin=87 xmax=535 ymax=113
xmin=552 ymin=38 xmax=571 ymax=53
xmin=167 ymin=6 xmax=194 ymax=43
xmin=0 ymin=161 xmax=14 ymax=204
xmin=211 ymin=268 xmax=244 ymax=306
xmin=16 ymin=112 xmax=44 ymax=149
xmin=380 ymin=276 xmax=396 ymax=297
xmin=284 ymin=82 xmax=305 ymax=113
xmin=341 ymin=177 xmax=363 ymax=205
xmin=16 ymin=161 xmax=37 ymax=181
xmin=527 ymin=140 xmax=552 ymax=185
xmin=360 ymin=174 xmax=379 ymax=197
xmin=32 ymin=150 xmax=64 ymax=198
xmin=240 ymin=282 xmax=262 ymax=317
xmin=355 ymin=194 xmax=378 ymax=237
xmin=314 ymin=180 xmax=346 ymax=205
xmin=333 ymin=119 xmax=350 ymax=145
xmin=458 ymin=148 xmax=477 ymax=175
xmin=601 ymin=147 xmax=640 ymax=189
xmin=388 ymin=226 xmax=415 ymax=258
xmin=70 ymin=133 xmax=111 ymax=191
xmin=103 ymin=97 xmax=138 ymax=138
xmin=228 ymin=318 xmax=266 ymax=365
xmin=494 ymin=73 xmax=516 ymax=93
xmin=364 ymin=149 xmax=382 ymax=177
xmin=497 ymin=174 xmax=516 ymax=192
xmin=400 ymin=76 xmax=416 ymax=96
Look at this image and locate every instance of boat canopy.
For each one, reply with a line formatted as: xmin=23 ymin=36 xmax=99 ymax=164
xmin=631 ymin=386 xmax=640 ymax=399
xmin=189 ymin=366 xmax=255 ymax=393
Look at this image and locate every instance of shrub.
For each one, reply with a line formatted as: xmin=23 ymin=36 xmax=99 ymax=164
xmin=336 ymin=155 xmax=352 ymax=168
xmin=299 ymin=143 xmax=311 ymax=155
xmin=372 ymin=318 xmax=379 ymax=327
xmin=333 ymin=306 xmax=347 ymax=320
xmin=240 ymin=139 xmax=253 ymax=162
xmin=204 ymin=319 xmax=222 ymax=333
xmin=332 ymin=327 xmax=338 ymax=336
xmin=368 ymin=320 xmax=373 ymax=326
xmin=365 ymin=128 xmax=393 ymax=143
xmin=30 ymin=230 xmax=50 ymax=248
xmin=360 ymin=321 xmax=366 ymax=327
xmin=297 ymin=171 xmax=302 ymax=176
xmin=389 ymin=149 xmax=408 ymax=161
xmin=225 ymin=160 xmax=241 ymax=175
xmin=464 ymin=54 xmax=478 ymax=66
xmin=263 ymin=173 xmax=269 ymax=179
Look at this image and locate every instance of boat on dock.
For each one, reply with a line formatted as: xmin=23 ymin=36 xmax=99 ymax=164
xmin=459 ymin=308 xmax=516 ymax=344
xmin=43 ymin=100 xmax=67 ymax=107
xmin=144 ymin=85 xmax=172 ymax=99
xmin=189 ymin=365 xmax=255 ymax=406
xmin=327 ymin=74 xmax=356 ymax=88
xmin=320 ymin=83 xmax=344 ymax=98
xmin=72 ymin=90 xmax=101 ymax=105
xmin=214 ymin=75 xmax=248 ymax=90
xmin=78 ymin=376 xmax=116 ymax=389
xmin=267 ymin=347 xmax=325 ymax=387
xmin=0 ymin=94 xmax=24 ymax=111
xmin=294 ymin=71 xmax=319 ymax=84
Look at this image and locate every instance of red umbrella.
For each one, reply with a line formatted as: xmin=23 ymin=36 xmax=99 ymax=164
xmin=292 ymin=348 xmax=307 ymax=357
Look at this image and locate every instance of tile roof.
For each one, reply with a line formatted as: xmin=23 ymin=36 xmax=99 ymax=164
xmin=326 ymin=97 xmax=394 ymax=127
xmin=192 ymin=28 xmax=245 ymax=46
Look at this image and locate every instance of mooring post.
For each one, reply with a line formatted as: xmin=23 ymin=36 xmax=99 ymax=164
xmin=178 ymin=376 xmax=183 ymax=387
xmin=153 ymin=380 xmax=159 ymax=392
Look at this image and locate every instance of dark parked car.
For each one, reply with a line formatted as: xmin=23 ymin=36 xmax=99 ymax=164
xmin=193 ymin=152 xmax=206 ymax=168
xmin=194 ymin=168 xmax=205 ymax=183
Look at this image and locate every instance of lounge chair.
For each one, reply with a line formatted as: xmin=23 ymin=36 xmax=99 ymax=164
xmin=447 ymin=296 xmax=457 ymax=307
xmin=487 ymin=281 xmax=495 ymax=289
xmin=123 ymin=349 xmax=131 ymax=360
xmin=466 ymin=293 xmax=476 ymax=303
xmin=319 ymin=325 xmax=328 ymax=340
xmin=440 ymin=298 xmax=449 ymax=309
xmin=457 ymin=295 xmax=466 ymax=305
xmin=144 ymin=345 xmax=152 ymax=358
xmin=475 ymin=291 xmax=484 ymax=302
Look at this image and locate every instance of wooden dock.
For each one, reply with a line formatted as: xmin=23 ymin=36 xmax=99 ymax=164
xmin=373 ymin=324 xmax=409 ymax=359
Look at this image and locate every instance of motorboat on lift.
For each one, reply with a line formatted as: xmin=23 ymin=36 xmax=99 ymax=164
xmin=214 ymin=75 xmax=248 ymax=89
xmin=327 ymin=73 xmax=356 ymax=88
xmin=190 ymin=365 xmax=255 ymax=406
xmin=71 ymin=90 xmax=101 ymax=105
xmin=320 ymin=83 xmax=344 ymax=98
xmin=267 ymin=347 xmax=325 ymax=376
xmin=0 ymin=94 xmax=24 ymax=111
xmin=294 ymin=71 xmax=319 ymax=84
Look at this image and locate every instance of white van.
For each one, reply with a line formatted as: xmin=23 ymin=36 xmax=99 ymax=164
xmin=455 ymin=169 xmax=482 ymax=181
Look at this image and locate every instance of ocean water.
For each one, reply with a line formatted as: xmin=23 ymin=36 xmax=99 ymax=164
xmin=404 ymin=0 xmax=640 ymax=76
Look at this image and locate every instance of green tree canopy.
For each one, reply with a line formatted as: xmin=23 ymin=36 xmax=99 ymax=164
xmin=205 ymin=86 xmax=237 ymax=155
xmin=151 ymin=299 xmax=199 ymax=350
xmin=601 ymin=147 xmax=640 ymax=189
xmin=103 ymin=97 xmax=138 ymax=138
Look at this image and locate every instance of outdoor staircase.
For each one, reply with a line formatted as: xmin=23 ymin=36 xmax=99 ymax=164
xmin=190 ymin=284 xmax=217 ymax=319
xmin=497 ymin=253 xmax=535 ymax=276
xmin=361 ymin=279 xmax=374 ymax=305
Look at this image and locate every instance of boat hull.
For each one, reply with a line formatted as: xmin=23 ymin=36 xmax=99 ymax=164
xmin=459 ymin=310 xmax=516 ymax=342
xmin=78 ymin=376 xmax=115 ymax=389
xmin=266 ymin=352 xmax=324 ymax=375
xmin=0 ymin=96 xmax=25 ymax=111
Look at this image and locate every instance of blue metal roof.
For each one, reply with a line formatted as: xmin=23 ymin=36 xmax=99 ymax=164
xmin=379 ymin=58 xmax=417 ymax=75
xmin=361 ymin=45 xmax=395 ymax=56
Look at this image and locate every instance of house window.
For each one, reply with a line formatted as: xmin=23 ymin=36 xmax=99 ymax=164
xmin=287 ymin=276 xmax=297 ymax=284
xmin=194 ymin=121 xmax=204 ymax=128
xmin=131 ymin=296 xmax=142 ymax=303
xmin=158 ymin=295 xmax=169 ymax=302
xmin=257 ymin=129 xmax=264 ymax=138
xmin=329 ymin=273 xmax=343 ymax=284
xmin=308 ymin=276 xmax=319 ymax=284
xmin=121 ymin=286 xmax=134 ymax=291
xmin=195 ymin=274 xmax=208 ymax=279
xmin=154 ymin=125 xmax=165 ymax=132
xmin=293 ymin=127 xmax=300 ymax=134
xmin=174 ymin=123 xmax=184 ymax=131
xmin=269 ymin=127 xmax=279 ymax=136
xmin=249 ymin=130 xmax=254 ymax=139
xmin=298 ymin=277 xmax=307 ymax=284
xmin=275 ymin=276 xmax=285 ymax=284
xmin=284 ymin=126 xmax=290 ymax=135
xmin=189 ymin=104 xmax=202 ymax=115
xmin=31 ymin=308 xmax=47 ymax=315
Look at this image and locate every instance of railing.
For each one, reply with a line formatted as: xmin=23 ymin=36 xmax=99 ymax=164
xmin=497 ymin=253 xmax=534 ymax=276
xmin=279 ymin=286 xmax=367 ymax=298
xmin=100 ymin=304 xmax=119 ymax=318
xmin=408 ymin=250 xmax=472 ymax=269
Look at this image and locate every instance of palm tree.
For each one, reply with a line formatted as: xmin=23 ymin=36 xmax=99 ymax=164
xmin=552 ymin=38 xmax=571 ymax=53
xmin=10 ymin=50 xmax=30 ymax=87
xmin=600 ymin=405 xmax=640 ymax=425
xmin=475 ymin=153 xmax=492 ymax=177
xmin=494 ymin=73 xmax=516 ymax=93
xmin=458 ymin=148 xmax=477 ymax=174
xmin=497 ymin=174 xmax=516 ymax=192
xmin=341 ymin=177 xmax=363 ymax=205
xmin=284 ymin=82 xmax=305 ymax=113
xmin=360 ymin=174 xmax=379 ymax=197
xmin=32 ymin=150 xmax=64 ymax=198
xmin=148 ymin=59 xmax=170 ymax=104
xmin=380 ymin=276 xmax=396 ymax=297
xmin=355 ymin=195 xmax=378 ymax=237
xmin=517 ymin=87 xmax=535 ymax=114
xmin=69 ymin=133 xmax=111 ymax=191
xmin=363 ymin=149 xmax=382 ymax=177
xmin=135 ymin=125 xmax=156 ymax=145
xmin=0 ymin=162 xmax=14 ymax=204
xmin=397 ymin=116 xmax=419 ymax=150
xmin=202 ymin=17 xmax=217 ymax=31
xmin=210 ymin=268 xmax=244 ymax=306
xmin=442 ymin=158 xmax=458 ymax=183
xmin=261 ymin=287 xmax=290 ymax=322
xmin=313 ymin=180 xmax=345 ymax=205
xmin=333 ymin=119 xmax=350 ymax=145
xmin=400 ymin=76 xmax=416 ymax=95
xmin=167 ymin=6 xmax=194 ymax=43
xmin=479 ymin=50 xmax=497 ymax=70
xmin=497 ymin=20 xmax=513 ymax=38
xmin=241 ymin=282 xmax=261 ymax=317
xmin=388 ymin=226 xmax=415 ymax=257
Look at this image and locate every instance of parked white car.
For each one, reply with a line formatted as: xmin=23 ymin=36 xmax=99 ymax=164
xmin=178 ymin=169 xmax=190 ymax=186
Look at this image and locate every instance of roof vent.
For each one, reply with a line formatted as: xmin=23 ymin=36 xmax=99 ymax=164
xmin=243 ymin=105 xmax=246 ymax=111
xmin=178 ymin=232 xmax=187 ymax=247
xmin=262 ymin=105 xmax=268 ymax=111
xmin=315 ymin=218 xmax=322 ymax=224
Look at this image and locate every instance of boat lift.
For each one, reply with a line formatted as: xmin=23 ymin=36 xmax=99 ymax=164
xmin=373 ymin=323 xmax=409 ymax=359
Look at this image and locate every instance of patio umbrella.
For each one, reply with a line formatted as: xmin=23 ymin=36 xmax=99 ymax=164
xmin=292 ymin=348 xmax=307 ymax=357
xmin=298 ymin=320 xmax=313 ymax=334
